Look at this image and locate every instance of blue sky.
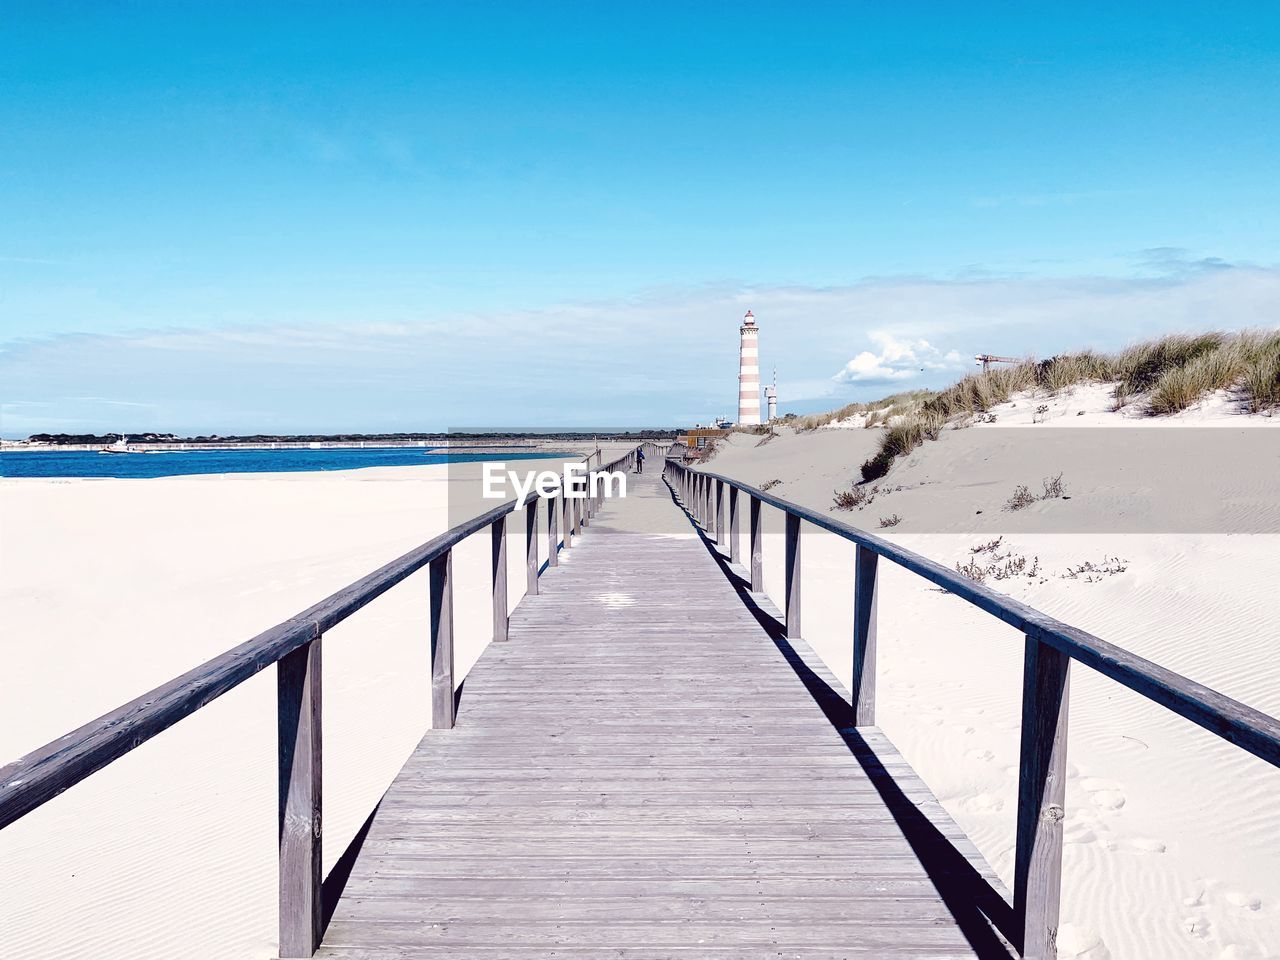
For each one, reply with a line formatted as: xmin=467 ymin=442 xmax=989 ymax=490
xmin=2 ymin=2 xmax=1279 ymax=434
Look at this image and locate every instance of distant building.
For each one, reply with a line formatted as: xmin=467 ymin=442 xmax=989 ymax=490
xmin=676 ymin=426 xmax=730 ymax=459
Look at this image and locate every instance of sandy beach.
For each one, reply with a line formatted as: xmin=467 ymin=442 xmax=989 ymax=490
xmin=695 ymin=387 xmax=1280 ymax=960
xmin=0 ymin=451 xmax=625 ymax=959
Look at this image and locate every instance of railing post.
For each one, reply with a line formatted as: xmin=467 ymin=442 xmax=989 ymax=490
xmin=852 ymin=546 xmax=878 ymax=725
xmin=525 ymin=500 xmax=539 ymax=596
xmin=562 ymin=492 xmax=572 ymax=550
xmin=1013 ymin=636 xmax=1070 ymax=959
xmin=491 ymin=514 xmax=508 ymax=643
xmin=728 ymin=487 xmax=740 ymax=563
xmin=715 ymin=480 xmax=725 ymax=545
xmin=784 ymin=513 xmax=801 ymax=639
xmin=749 ymin=495 xmax=763 ymax=592
xmin=430 ymin=548 xmax=455 ymax=730
xmin=278 ymin=635 xmax=322 ymax=958
xmin=547 ymin=494 xmax=559 ymax=567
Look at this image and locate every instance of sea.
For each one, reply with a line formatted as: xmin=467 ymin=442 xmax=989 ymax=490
xmin=0 ymin=447 xmax=569 ymax=479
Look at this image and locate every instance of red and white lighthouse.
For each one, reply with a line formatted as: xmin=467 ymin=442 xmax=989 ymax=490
xmin=737 ymin=311 xmax=762 ymax=425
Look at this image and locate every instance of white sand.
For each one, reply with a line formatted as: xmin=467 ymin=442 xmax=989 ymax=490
xmin=0 ymin=450 xmax=624 ymax=959
xmin=701 ymin=388 xmax=1280 ymax=959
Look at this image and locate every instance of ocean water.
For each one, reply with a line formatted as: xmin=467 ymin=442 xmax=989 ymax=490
xmin=0 ymin=447 xmax=569 ymax=479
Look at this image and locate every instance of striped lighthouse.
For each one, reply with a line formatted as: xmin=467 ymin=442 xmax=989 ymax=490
xmin=737 ymin=311 xmax=762 ymax=425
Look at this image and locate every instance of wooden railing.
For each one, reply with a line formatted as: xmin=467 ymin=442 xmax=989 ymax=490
xmin=0 ymin=445 xmax=647 ymax=958
xmin=664 ymin=458 xmax=1280 ymax=960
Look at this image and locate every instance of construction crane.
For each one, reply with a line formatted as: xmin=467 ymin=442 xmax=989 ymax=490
xmin=974 ymin=354 xmax=1020 ymax=373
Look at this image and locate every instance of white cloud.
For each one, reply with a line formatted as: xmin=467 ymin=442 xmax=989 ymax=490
xmin=832 ymin=332 xmax=967 ymax=385
xmin=3 ymin=253 xmax=1279 ymax=434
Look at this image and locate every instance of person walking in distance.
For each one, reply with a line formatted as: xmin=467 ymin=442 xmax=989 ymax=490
xmin=635 ymin=446 xmax=645 ymax=474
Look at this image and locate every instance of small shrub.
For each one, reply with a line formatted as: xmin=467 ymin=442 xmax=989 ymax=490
xmin=760 ymin=478 xmax=782 ymax=491
xmin=878 ymin=514 xmax=902 ymax=528
xmin=957 ymin=540 xmax=1042 ymax=584
xmin=1005 ymin=474 xmax=1066 ymax=510
xmin=1005 ymin=485 xmax=1036 ymax=511
xmin=1032 ymin=404 xmax=1049 ymax=423
xmin=1061 ymin=557 xmax=1129 ymax=581
xmin=833 ymin=483 xmax=879 ymax=510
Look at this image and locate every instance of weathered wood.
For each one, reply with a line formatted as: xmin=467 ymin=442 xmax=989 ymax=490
xmin=714 ymin=480 xmax=724 ymax=545
xmin=672 ymin=464 xmax=1280 ymax=771
xmin=852 ymin=545 xmax=878 ymax=726
xmin=728 ymin=487 xmax=740 ymax=564
xmin=524 ymin=501 xmax=539 ymax=596
xmin=278 ymin=637 xmax=322 ymax=957
xmin=547 ymin=495 xmax=559 ymax=568
xmin=562 ymin=494 xmax=573 ymax=551
xmin=316 ymin=470 xmax=1009 ymax=959
xmin=748 ymin=495 xmax=763 ymax=592
xmin=491 ymin=516 xmax=508 ymax=643
xmin=1013 ymin=636 xmax=1070 ymax=959
xmin=784 ymin=512 xmax=801 ymax=639
xmin=429 ymin=549 xmax=455 ymax=730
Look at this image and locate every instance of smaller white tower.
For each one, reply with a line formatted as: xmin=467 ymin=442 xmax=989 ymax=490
xmin=765 ymin=368 xmax=778 ymax=422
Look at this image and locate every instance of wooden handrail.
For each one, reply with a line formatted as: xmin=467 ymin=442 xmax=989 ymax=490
xmin=664 ymin=458 xmax=1279 ymax=960
xmin=668 ymin=463 xmax=1280 ymax=766
xmin=0 ymin=444 xmax=646 ymax=957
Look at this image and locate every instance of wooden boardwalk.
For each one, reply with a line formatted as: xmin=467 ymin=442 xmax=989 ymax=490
xmin=316 ymin=471 xmax=1014 ymax=959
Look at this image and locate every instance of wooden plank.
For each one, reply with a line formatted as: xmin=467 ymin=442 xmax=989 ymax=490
xmin=728 ymin=486 xmax=740 ymax=563
xmin=429 ymin=549 xmax=455 ymax=730
xmin=748 ymin=494 xmax=763 ymax=592
xmin=524 ymin=501 xmax=539 ymax=596
xmin=546 ymin=494 xmax=558 ymax=567
xmin=491 ymin=516 xmax=508 ymax=643
xmin=278 ymin=637 xmax=322 ymax=957
xmin=714 ymin=479 xmax=724 ymax=544
xmin=1013 ymin=635 xmax=1070 ymax=959
xmin=852 ymin=544 xmax=878 ymax=726
xmin=784 ymin=512 xmax=801 ymax=639
xmin=561 ymin=493 xmax=572 ymax=551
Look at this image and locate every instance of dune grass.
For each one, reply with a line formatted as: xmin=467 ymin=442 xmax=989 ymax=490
xmin=793 ymin=390 xmax=935 ymax=432
xmin=796 ymin=329 xmax=1280 ymax=483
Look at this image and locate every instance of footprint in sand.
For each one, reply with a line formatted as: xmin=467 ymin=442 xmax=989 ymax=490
xmin=1184 ymin=917 xmax=1212 ymax=940
xmin=964 ymin=748 xmax=995 ymax=762
xmin=1107 ymin=836 xmax=1165 ymax=854
xmin=1056 ymin=923 xmax=1112 ymax=960
xmin=1224 ymin=891 xmax=1263 ymax=912
xmin=962 ymin=792 xmax=1004 ymax=813
xmin=1217 ymin=945 xmax=1268 ymax=960
xmin=1078 ymin=778 xmax=1127 ymax=811
xmin=1090 ymin=790 xmax=1127 ymax=811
